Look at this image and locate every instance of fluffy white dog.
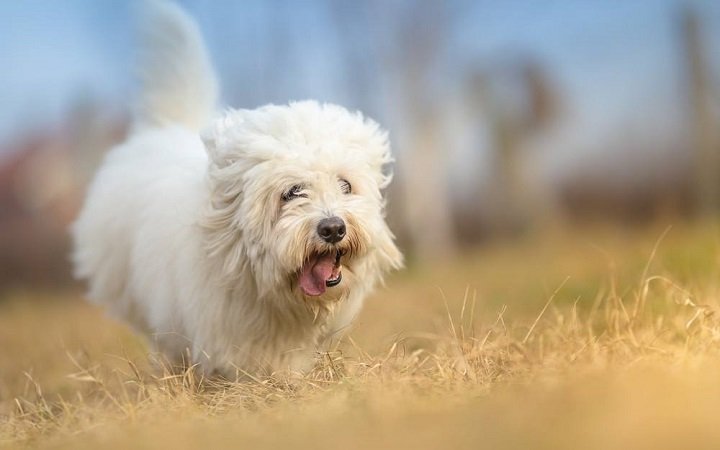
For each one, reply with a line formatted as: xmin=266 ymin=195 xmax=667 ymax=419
xmin=72 ymin=1 xmax=402 ymax=377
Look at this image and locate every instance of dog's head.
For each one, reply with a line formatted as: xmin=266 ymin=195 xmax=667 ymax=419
xmin=201 ymin=101 xmax=402 ymax=301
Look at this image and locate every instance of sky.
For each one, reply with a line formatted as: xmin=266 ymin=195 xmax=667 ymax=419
xmin=1 ymin=0 xmax=719 ymax=170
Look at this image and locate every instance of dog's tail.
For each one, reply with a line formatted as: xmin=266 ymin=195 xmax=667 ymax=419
xmin=134 ymin=0 xmax=218 ymax=131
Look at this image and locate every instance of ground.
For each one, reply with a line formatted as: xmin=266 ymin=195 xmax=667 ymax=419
xmin=3 ymin=221 xmax=720 ymax=449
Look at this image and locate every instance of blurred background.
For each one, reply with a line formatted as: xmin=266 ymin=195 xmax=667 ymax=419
xmin=1 ymin=0 xmax=720 ymax=289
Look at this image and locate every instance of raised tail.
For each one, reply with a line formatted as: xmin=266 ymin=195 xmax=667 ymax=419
xmin=134 ymin=0 xmax=218 ymax=131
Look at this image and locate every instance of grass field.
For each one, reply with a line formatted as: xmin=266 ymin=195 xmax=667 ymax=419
xmin=3 ymin=221 xmax=720 ymax=449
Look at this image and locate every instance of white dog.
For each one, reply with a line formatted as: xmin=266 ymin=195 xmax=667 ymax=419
xmin=72 ymin=1 xmax=402 ymax=377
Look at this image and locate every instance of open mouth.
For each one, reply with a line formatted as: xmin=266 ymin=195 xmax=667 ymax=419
xmin=298 ymin=250 xmax=344 ymax=297
xmin=325 ymin=251 xmax=343 ymax=287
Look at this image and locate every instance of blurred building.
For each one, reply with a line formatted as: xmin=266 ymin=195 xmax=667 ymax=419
xmin=0 ymin=101 xmax=127 ymax=288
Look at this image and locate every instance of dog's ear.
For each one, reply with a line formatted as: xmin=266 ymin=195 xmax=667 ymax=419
xmin=199 ymin=126 xmax=216 ymax=157
xmin=200 ymin=112 xmax=248 ymax=169
xmin=372 ymin=221 xmax=404 ymax=273
xmin=200 ymin=120 xmax=230 ymax=168
xmin=361 ymin=223 xmax=403 ymax=290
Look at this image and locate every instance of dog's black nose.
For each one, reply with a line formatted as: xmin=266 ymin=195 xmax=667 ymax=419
xmin=317 ymin=217 xmax=346 ymax=244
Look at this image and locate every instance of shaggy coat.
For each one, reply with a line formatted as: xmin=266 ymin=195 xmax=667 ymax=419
xmin=72 ymin=1 xmax=402 ymax=376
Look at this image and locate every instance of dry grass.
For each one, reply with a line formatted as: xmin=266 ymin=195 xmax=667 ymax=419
xmin=3 ymin=221 xmax=720 ymax=449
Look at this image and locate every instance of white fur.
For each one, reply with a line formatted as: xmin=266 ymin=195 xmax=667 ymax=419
xmin=72 ymin=1 xmax=402 ymax=377
xmin=134 ymin=0 xmax=218 ymax=130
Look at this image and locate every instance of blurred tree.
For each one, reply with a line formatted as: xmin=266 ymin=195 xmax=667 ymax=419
xmin=682 ymin=8 xmax=720 ymax=215
xmin=372 ymin=0 xmax=459 ymax=261
xmin=466 ymin=59 xmax=561 ymax=233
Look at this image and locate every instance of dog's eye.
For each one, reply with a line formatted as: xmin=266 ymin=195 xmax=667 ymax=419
xmin=282 ymin=184 xmax=307 ymax=202
xmin=339 ymin=179 xmax=352 ymax=195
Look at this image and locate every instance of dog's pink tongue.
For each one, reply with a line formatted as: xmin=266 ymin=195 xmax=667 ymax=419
xmin=299 ymin=253 xmax=335 ymax=296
